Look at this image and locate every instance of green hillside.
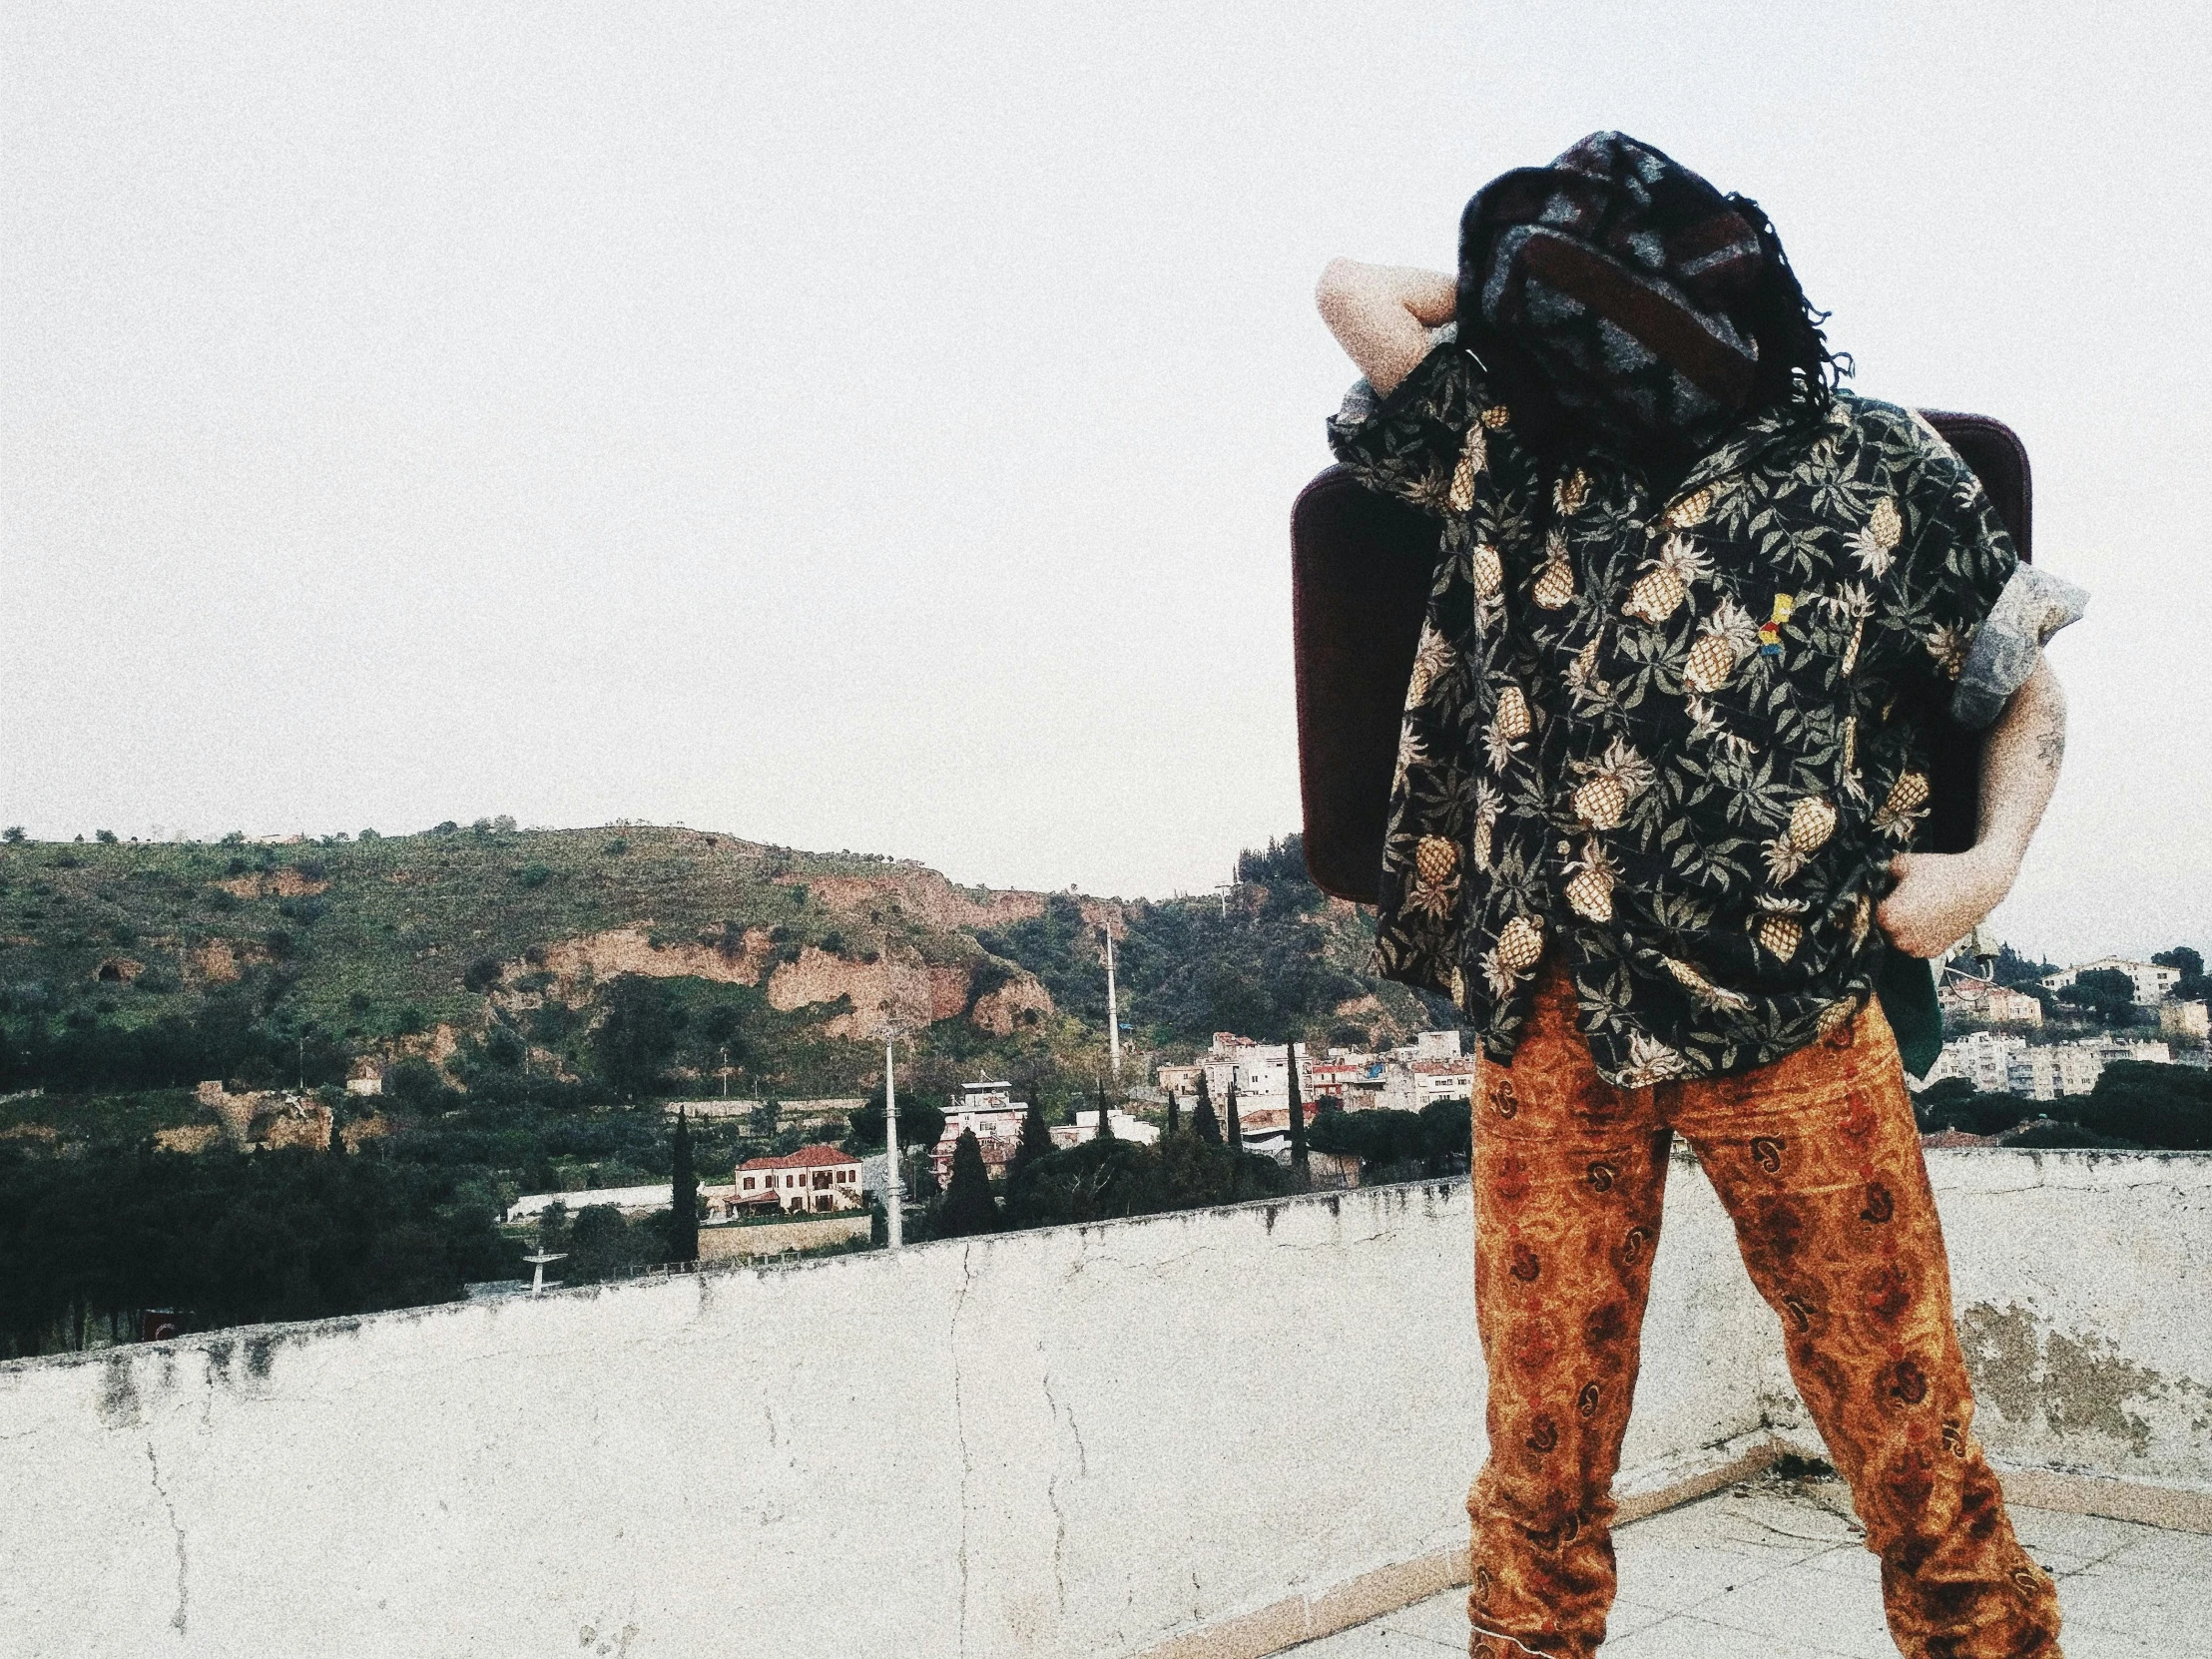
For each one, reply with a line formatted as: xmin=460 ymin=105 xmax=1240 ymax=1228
xmin=0 ymin=823 xmax=1446 ymax=1145
xmin=0 ymin=822 xmax=1458 ymax=1354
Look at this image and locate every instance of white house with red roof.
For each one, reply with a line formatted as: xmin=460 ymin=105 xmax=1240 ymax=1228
xmin=725 ymin=1144 xmax=865 ymax=1216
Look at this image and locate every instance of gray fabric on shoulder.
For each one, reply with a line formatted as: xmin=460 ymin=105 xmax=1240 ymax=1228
xmin=1952 ymin=564 xmax=2089 ymax=728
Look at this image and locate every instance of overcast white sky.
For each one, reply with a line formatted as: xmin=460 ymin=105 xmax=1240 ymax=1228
xmin=4 ymin=3 xmax=2206 ymax=963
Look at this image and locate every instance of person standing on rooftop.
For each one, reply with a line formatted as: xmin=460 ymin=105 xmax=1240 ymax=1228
xmin=1318 ymin=132 xmax=2083 ymax=1659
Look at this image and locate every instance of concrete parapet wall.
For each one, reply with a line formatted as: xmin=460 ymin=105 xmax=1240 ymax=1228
xmin=1934 ymin=1150 xmax=2212 ymax=1488
xmin=0 ymin=1150 xmax=2202 ymax=1658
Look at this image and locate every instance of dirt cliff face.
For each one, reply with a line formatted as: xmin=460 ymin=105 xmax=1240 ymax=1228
xmin=192 ymin=1083 xmax=335 ymax=1152
xmin=192 ymin=939 xmax=273 ymax=984
xmin=518 ymin=924 xmax=1057 ymax=1041
xmin=778 ymin=869 xmax=1133 ymax=942
xmin=969 ymin=974 xmax=1054 ymax=1036
xmin=215 ymin=868 xmax=330 ymax=900
xmin=777 ymin=870 xmax=1046 ymax=932
xmin=765 ymin=947 xmax=976 ymax=1038
xmin=392 ymin=1023 xmax=465 ymax=1066
xmin=533 ymin=927 xmax=773 ymax=995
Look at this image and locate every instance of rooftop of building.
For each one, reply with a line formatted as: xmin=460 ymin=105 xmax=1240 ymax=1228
xmin=10 ymin=1147 xmax=2207 ymax=1656
xmin=734 ymin=1141 xmax=857 ymax=1170
xmin=1286 ymin=1466 xmax=2196 ymax=1658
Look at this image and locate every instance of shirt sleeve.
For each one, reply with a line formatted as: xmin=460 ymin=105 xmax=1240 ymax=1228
xmin=1872 ymin=411 xmax=2084 ymax=730
xmin=1950 ymin=564 xmax=2088 ymax=727
xmin=1323 ymin=323 xmax=1471 ymax=514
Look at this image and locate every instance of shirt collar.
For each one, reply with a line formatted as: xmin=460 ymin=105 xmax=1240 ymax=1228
xmin=1567 ymin=389 xmax=1839 ymax=506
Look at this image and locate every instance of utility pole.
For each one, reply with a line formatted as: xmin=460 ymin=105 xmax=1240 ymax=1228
xmin=720 ymin=1045 xmax=730 ymax=1099
xmin=879 ymin=1023 xmax=905 ymax=1251
xmin=1102 ymin=926 xmax=1121 ymax=1079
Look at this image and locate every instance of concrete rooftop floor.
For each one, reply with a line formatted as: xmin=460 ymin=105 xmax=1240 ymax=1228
xmin=1287 ymin=1468 xmax=2203 ymax=1658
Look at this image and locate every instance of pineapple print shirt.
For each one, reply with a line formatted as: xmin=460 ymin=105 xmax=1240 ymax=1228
xmin=1327 ymin=332 xmax=2085 ymax=1086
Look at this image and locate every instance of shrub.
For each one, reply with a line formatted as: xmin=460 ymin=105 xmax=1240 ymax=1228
xmin=515 ymin=862 xmax=553 ymax=889
xmin=2001 ymin=1121 xmax=2145 ymax=1151
xmin=2073 ymin=1061 xmax=2212 ymax=1151
xmin=386 ymin=1057 xmax=449 ymax=1109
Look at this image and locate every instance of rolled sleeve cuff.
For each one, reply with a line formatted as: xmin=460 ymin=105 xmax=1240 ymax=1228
xmin=1951 ymin=565 xmax=2089 ymax=728
xmin=1325 ymin=321 xmax=1459 ymax=456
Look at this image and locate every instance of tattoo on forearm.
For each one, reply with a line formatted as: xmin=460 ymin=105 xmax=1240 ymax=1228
xmin=2033 ymin=713 xmax=2065 ymax=771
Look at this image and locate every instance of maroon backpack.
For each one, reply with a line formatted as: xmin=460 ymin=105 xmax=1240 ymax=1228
xmin=1291 ymin=412 xmax=2031 ymax=903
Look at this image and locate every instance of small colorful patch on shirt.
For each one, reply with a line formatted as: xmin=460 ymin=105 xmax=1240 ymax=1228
xmin=1759 ymin=593 xmax=1797 ymax=658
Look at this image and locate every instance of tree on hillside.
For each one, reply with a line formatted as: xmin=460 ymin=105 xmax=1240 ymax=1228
xmin=1990 ymin=943 xmax=2053 ymax=987
xmin=385 ymin=1057 xmax=448 ymax=1111
xmin=1192 ymin=1072 xmax=1222 ymax=1146
xmin=669 ymin=1107 xmax=699 ymax=1264
xmin=1225 ymin=1079 xmax=1243 ymax=1151
xmin=974 ymin=893 xmax=1109 ymax=1024
xmin=1307 ymin=1103 xmax=1471 ymax=1182
xmin=1286 ymin=1041 xmax=1309 ymax=1182
xmin=937 ymin=1129 xmax=1001 ymax=1237
xmin=2058 ymin=968 xmax=2139 ymax=1028
xmin=1008 ymin=1098 xmax=1055 ymax=1185
xmin=1914 ymin=1082 xmax=2034 ymax=1139
xmin=2075 ymin=1061 xmax=2212 ymax=1150
xmin=593 ymin=975 xmax=683 ymax=1096
xmin=2001 ymin=1120 xmax=2145 ymax=1151
xmin=1002 ymin=1131 xmax=1300 ymax=1230
xmin=844 ymin=1080 xmax=946 ymax=1158
xmin=2153 ymin=946 xmax=2209 ymax=1001
xmin=1094 ymin=1076 xmax=1115 ymax=1141
xmin=1113 ymin=835 xmax=1369 ymax=1045
xmin=567 ymin=1205 xmax=643 ymax=1283
xmin=1234 ymin=834 xmax=1310 ymax=885
xmin=1164 ymin=1089 xmax=1181 ymax=1138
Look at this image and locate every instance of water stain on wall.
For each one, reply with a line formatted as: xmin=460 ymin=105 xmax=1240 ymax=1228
xmin=1960 ymin=1301 xmax=2212 ymax=1458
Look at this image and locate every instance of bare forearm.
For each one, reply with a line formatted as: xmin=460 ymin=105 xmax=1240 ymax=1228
xmin=1972 ymin=659 xmax=2065 ymax=866
xmin=1315 ymin=260 xmax=1456 ymax=395
xmin=1875 ymin=660 xmax=2066 ymax=957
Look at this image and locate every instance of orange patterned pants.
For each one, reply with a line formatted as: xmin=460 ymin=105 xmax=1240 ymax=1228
xmin=1467 ymin=956 xmax=2062 ymax=1658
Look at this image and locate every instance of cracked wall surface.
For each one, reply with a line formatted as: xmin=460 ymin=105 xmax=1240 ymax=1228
xmin=0 ymin=1151 xmax=2202 ymax=1658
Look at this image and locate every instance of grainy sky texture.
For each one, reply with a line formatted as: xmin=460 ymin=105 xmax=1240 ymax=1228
xmin=4 ymin=3 xmax=2206 ymax=963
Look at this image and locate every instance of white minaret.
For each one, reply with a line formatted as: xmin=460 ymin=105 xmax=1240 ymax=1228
xmin=881 ymin=1026 xmax=905 ymax=1251
xmin=1103 ymin=926 xmax=1121 ymax=1079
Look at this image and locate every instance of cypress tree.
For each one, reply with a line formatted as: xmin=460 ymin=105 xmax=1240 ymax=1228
xmin=939 ymin=1128 xmax=1002 ymax=1237
xmin=1287 ymin=1041 xmax=1309 ymax=1180
xmin=670 ymin=1106 xmax=699 ymax=1263
xmin=1009 ymin=1096 xmax=1054 ymax=1183
xmin=326 ymin=1103 xmax=345 ymax=1156
xmin=1095 ymin=1076 xmax=1115 ymax=1141
xmin=1226 ymin=1078 xmax=1244 ymax=1151
xmin=1165 ymin=1089 xmax=1181 ymax=1138
xmin=1193 ymin=1072 xmax=1222 ymax=1146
